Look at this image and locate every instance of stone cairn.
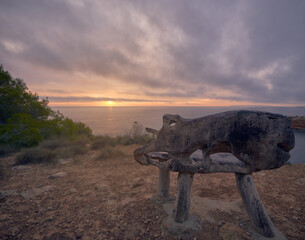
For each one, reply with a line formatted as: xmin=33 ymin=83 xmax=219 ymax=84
xmin=134 ymin=110 xmax=295 ymax=239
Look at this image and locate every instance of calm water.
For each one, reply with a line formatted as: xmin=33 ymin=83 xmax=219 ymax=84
xmin=52 ymin=106 xmax=305 ymax=164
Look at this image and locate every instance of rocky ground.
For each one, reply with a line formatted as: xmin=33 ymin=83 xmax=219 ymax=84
xmin=0 ymin=145 xmax=304 ymax=240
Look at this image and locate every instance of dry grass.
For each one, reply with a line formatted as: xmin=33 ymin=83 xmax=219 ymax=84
xmin=15 ymin=147 xmax=56 ymax=165
xmin=95 ymin=146 xmax=125 ymax=160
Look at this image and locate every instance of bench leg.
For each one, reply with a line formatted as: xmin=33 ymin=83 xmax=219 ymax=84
xmin=235 ymin=173 xmax=274 ymax=238
xmin=158 ymin=168 xmax=170 ymax=197
xmin=174 ymin=172 xmax=194 ymax=223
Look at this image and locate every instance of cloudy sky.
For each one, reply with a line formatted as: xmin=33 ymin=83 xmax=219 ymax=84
xmin=0 ymin=0 xmax=304 ymax=106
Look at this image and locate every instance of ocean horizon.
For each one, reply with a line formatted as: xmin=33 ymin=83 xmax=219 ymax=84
xmin=51 ymin=105 xmax=305 ymax=136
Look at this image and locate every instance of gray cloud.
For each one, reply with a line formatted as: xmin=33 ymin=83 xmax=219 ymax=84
xmin=1 ymin=0 xmax=305 ymax=104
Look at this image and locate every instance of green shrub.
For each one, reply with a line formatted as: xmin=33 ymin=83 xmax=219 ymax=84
xmin=0 ymin=66 xmax=93 ymax=148
xmin=0 ymin=113 xmax=92 ymax=149
xmin=91 ymin=135 xmax=116 ymax=150
xmin=38 ymin=117 xmax=63 ymax=139
xmin=0 ymin=113 xmax=43 ymax=148
xmin=57 ymin=118 xmax=92 ymax=139
xmin=0 ymin=65 xmax=51 ymax=124
xmin=95 ymin=146 xmax=124 ymax=160
xmin=15 ymin=147 xmax=56 ymax=165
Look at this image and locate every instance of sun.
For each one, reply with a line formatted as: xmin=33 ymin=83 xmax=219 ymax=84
xmin=107 ymin=101 xmax=113 ymax=105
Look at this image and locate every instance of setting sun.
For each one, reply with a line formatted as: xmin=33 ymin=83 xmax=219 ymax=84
xmin=107 ymin=101 xmax=113 ymax=105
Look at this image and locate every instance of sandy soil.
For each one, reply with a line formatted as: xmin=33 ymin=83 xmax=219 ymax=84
xmin=0 ymin=145 xmax=304 ymax=240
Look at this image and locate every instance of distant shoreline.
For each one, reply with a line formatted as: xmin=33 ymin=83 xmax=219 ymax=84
xmin=288 ymin=116 xmax=305 ymax=132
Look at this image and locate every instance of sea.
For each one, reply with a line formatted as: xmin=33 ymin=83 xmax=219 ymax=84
xmin=52 ymin=106 xmax=305 ymax=164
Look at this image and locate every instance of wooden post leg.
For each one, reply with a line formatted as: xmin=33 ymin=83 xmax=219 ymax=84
xmin=158 ymin=168 xmax=170 ymax=197
xmin=174 ymin=172 xmax=194 ymax=223
xmin=235 ymin=173 xmax=274 ymax=238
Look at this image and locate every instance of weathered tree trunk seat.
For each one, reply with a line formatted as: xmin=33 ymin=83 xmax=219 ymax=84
xmin=134 ymin=110 xmax=295 ymax=239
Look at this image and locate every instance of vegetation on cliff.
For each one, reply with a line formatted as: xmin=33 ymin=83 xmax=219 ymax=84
xmin=0 ymin=65 xmax=91 ymax=152
xmin=0 ymin=65 xmax=154 ymax=165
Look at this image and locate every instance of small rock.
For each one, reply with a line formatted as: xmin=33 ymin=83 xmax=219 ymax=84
xmin=49 ymin=172 xmax=67 ymax=179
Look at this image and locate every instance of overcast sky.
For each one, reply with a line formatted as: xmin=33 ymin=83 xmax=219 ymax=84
xmin=0 ymin=0 xmax=304 ymax=106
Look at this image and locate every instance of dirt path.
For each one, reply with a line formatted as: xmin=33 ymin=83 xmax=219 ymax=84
xmin=0 ymin=145 xmax=304 ymax=240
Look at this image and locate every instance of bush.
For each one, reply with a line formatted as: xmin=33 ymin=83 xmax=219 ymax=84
xmin=39 ymin=116 xmax=92 ymax=141
xmin=116 ymin=121 xmax=155 ymax=145
xmin=91 ymin=135 xmax=116 ymax=150
xmin=40 ymin=138 xmax=71 ymax=150
xmin=95 ymin=146 xmax=124 ymax=160
xmin=73 ymin=135 xmax=92 ymax=146
xmin=0 ymin=65 xmax=51 ymax=124
xmin=70 ymin=144 xmax=88 ymax=155
xmin=133 ymin=133 xmax=155 ymax=144
xmin=0 ymin=66 xmax=92 ymax=148
xmin=15 ymin=147 xmax=56 ymax=165
xmin=56 ymin=118 xmax=92 ymax=139
xmin=0 ymin=113 xmax=43 ymax=148
xmin=40 ymin=136 xmax=90 ymax=159
xmin=116 ymin=135 xmax=134 ymax=145
xmin=53 ymin=147 xmax=73 ymax=160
